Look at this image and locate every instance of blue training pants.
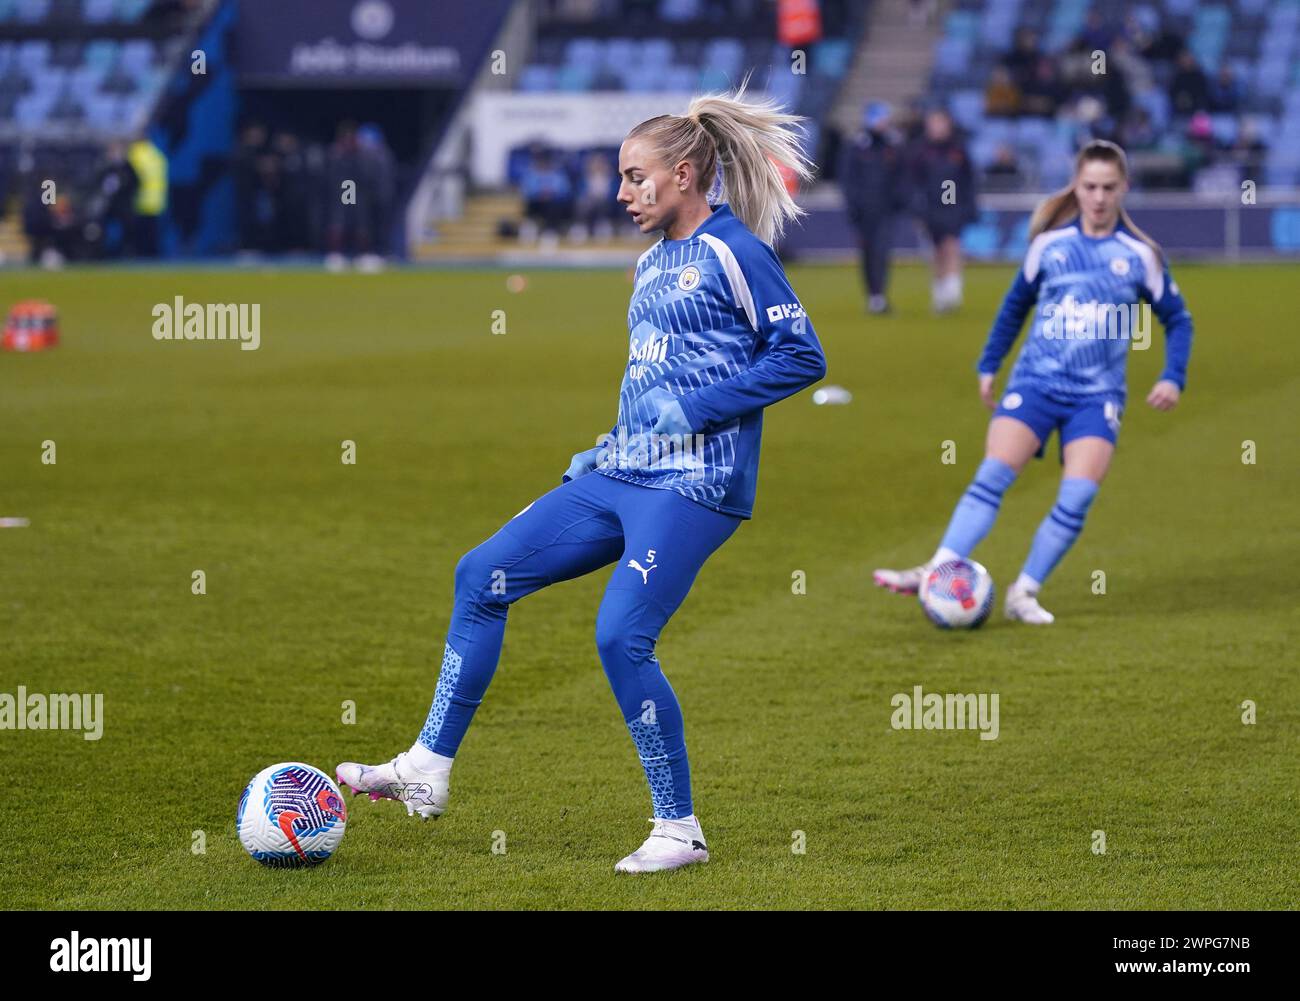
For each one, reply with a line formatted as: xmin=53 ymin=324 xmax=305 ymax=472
xmin=417 ymin=470 xmax=742 ymax=819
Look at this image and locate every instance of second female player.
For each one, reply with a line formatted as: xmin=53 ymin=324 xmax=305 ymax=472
xmin=875 ymin=139 xmax=1194 ymax=623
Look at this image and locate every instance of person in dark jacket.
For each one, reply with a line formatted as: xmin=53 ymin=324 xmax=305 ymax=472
xmin=907 ymin=108 xmax=978 ymax=313
xmin=838 ymin=100 xmax=905 ymax=314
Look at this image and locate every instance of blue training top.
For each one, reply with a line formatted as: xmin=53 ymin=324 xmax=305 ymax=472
xmin=977 ymin=220 xmax=1193 ymax=400
xmin=594 ymin=203 xmax=827 ymax=519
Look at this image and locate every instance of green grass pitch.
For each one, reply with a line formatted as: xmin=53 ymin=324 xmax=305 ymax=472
xmin=0 ymin=261 xmax=1295 ymax=909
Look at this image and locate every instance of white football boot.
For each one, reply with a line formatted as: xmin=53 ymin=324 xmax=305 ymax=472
xmin=614 ymin=815 xmax=709 ymax=874
xmin=872 ymin=563 xmax=929 ymax=595
xmin=335 ymin=752 xmax=449 ymax=820
xmin=1004 ymin=584 xmax=1055 ymax=625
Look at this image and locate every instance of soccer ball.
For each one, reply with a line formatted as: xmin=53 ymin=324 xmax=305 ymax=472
xmin=919 ymin=558 xmax=995 ymax=629
xmin=237 ymin=762 xmax=348 ymax=867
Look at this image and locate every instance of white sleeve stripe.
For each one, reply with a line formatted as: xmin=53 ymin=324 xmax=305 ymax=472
xmin=1115 ymin=231 xmax=1163 ymax=301
xmin=1023 ymin=226 xmax=1077 ymax=282
xmin=698 ymin=233 xmax=757 ymax=330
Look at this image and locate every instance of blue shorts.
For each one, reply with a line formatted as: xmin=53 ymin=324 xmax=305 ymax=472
xmin=993 ymin=385 xmax=1123 ymax=461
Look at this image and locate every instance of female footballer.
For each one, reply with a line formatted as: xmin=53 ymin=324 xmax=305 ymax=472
xmin=338 ymin=89 xmax=826 ymax=872
xmin=874 ymin=139 xmax=1193 ymax=623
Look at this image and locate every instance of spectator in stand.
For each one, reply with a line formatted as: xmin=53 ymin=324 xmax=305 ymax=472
xmin=1185 ymin=111 xmax=1218 ymax=170
xmin=1170 ymin=50 xmax=1210 ymax=116
xmin=23 ymin=174 xmax=79 ymax=267
xmin=1021 ymin=56 xmax=1065 ymax=118
xmin=1002 ymin=27 xmax=1039 ymax=90
xmin=1122 ymin=107 xmax=1160 ymax=151
xmin=574 ymin=152 xmax=619 ymax=240
xmin=235 ymin=123 xmax=274 ymax=253
xmin=519 ymin=146 xmax=573 ymax=245
xmin=984 ymin=65 xmax=1021 ymax=118
xmin=273 ymin=131 xmax=309 ymax=254
xmin=1135 ymin=22 xmax=1185 ymax=65
xmin=1226 ymin=118 xmax=1267 ymax=177
xmin=126 ymin=135 xmax=168 ymax=258
xmin=982 ymin=144 xmax=1023 ymax=193
xmin=325 ymin=121 xmax=381 ymax=269
xmin=838 ymin=100 xmax=906 ymax=315
xmin=1207 ymin=65 xmax=1241 ymax=113
xmin=90 ymin=142 xmax=139 ymax=259
xmin=356 ymin=123 xmax=396 ymax=267
xmin=907 ymin=108 xmax=977 ymax=313
xmin=1077 ymin=10 xmax=1116 ymax=53
xmin=1110 ymin=36 xmax=1154 ymax=98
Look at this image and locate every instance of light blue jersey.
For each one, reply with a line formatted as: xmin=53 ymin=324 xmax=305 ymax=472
xmin=594 ymin=203 xmax=826 ymax=519
xmin=978 ymin=221 xmax=1193 ymax=400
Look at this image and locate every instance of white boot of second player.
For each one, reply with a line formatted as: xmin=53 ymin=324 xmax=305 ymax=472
xmin=336 ymin=751 xmax=450 ymax=820
xmin=872 ymin=564 xmax=929 ymax=594
xmin=614 ymin=815 xmax=709 ymax=874
xmin=1004 ymin=583 xmax=1055 ymax=624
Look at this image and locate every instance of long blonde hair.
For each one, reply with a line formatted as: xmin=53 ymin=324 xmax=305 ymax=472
xmin=625 ymin=80 xmax=814 ymax=245
xmin=1029 ymin=139 xmax=1163 ymax=260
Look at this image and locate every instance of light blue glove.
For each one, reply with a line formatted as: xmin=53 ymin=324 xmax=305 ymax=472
xmin=650 ymin=397 xmax=693 ymax=436
xmin=562 ymin=445 xmax=608 ymax=483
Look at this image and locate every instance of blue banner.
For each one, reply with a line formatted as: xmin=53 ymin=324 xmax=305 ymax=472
xmin=235 ymin=0 xmax=512 ymax=87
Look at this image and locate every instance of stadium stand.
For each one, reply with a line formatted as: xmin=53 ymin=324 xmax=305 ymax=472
xmin=925 ymin=0 xmax=1296 ymax=189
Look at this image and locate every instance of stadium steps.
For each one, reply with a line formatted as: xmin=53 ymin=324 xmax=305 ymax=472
xmin=830 ymin=0 xmax=942 ymax=135
xmin=0 ymin=208 xmax=28 ymax=265
xmin=411 ymin=192 xmax=522 ymax=259
xmin=410 ymin=191 xmax=643 ymax=262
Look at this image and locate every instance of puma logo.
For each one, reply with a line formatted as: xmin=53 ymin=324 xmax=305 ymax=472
xmin=627 ymin=559 xmax=658 ymax=584
xmin=691 ymin=840 xmax=707 ymax=852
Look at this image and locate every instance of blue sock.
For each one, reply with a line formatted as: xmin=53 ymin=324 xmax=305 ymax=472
xmin=1021 ymin=478 xmax=1099 ymax=585
xmin=938 ymin=458 xmax=1018 ymax=556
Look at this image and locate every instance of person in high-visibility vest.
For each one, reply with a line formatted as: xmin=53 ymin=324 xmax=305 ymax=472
xmin=127 ymin=137 xmax=168 ymax=257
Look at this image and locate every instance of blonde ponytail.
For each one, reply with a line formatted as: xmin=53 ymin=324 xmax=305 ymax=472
xmin=627 ymin=80 xmax=814 ymax=245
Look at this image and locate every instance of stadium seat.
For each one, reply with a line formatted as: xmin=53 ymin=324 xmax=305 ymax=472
xmin=640 ymin=39 xmax=673 ymax=68
xmin=932 ymin=38 xmax=972 ymax=79
xmin=698 ymin=66 xmax=732 ymax=91
xmin=603 ymin=38 xmax=639 ymax=72
xmin=563 ymin=38 xmax=602 ymax=70
xmin=84 ymin=39 xmax=119 ymax=70
xmin=703 ymin=38 xmax=744 ymax=77
xmin=949 ymin=89 xmax=985 ymax=131
xmin=15 ymin=0 xmax=51 ymax=24
xmin=116 ymin=0 xmax=151 ymax=23
xmin=661 ymin=66 xmax=697 ymax=92
xmin=119 ymin=39 xmax=155 ymax=72
xmin=812 ymin=38 xmax=852 ymax=78
xmin=17 ymin=39 xmax=51 ymax=72
xmin=83 ymin=0 xmax=115 ymax=23
xmin=659 ymin=0 xmax=701 ymax=22
xmin=556 ymin=64 xmax=595 ymax=92
xmin=518 ymin=65 xmax=556 ymax=92
xmin=622 ymin=63 xmax=666 ymax=92
xmin=15 ymin=91 xmax=55 ymax=127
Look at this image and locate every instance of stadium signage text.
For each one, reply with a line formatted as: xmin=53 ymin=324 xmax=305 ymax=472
xmin=288 ymin=40 xmax=458 ymax=78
